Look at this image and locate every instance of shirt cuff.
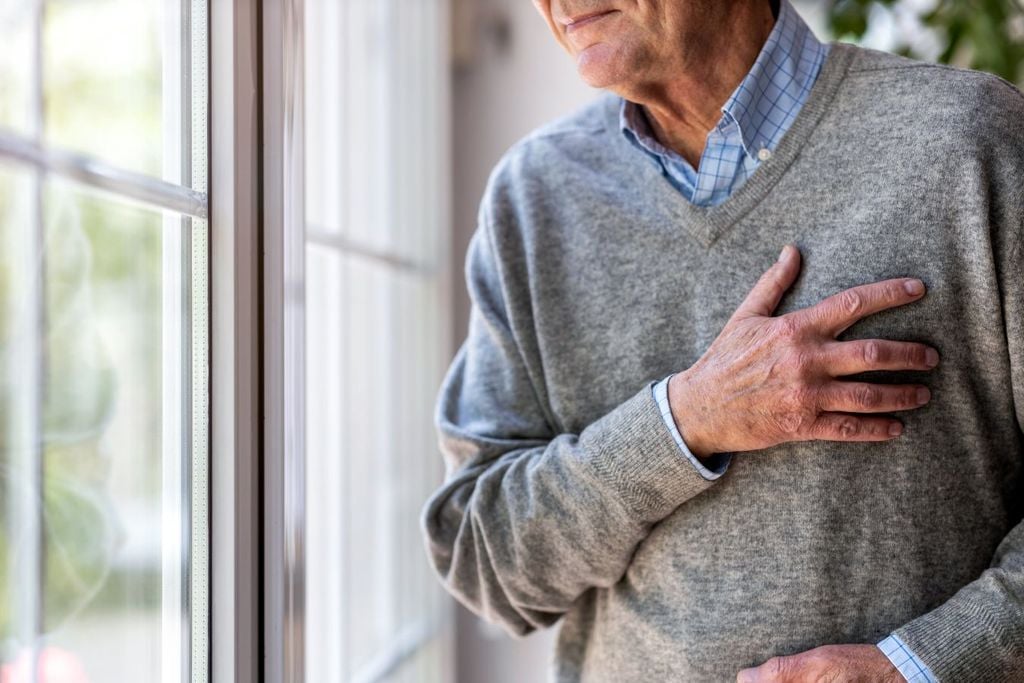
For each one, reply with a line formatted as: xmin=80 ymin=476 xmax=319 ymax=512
xmin=877 ymin=634 xmax=939 ymax=683
xmin=652 ymin=374 xmax=731 ymax=481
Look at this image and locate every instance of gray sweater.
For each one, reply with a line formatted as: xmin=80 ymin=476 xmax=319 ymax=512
xmin=422 ymin=43 xmax=1024 ymax=681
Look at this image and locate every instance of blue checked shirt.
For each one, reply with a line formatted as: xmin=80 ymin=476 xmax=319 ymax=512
xmin=632 ymin=2 xmax=938 ymax=680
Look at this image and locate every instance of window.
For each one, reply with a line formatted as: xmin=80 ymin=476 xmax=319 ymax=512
xmin=2 ymin=1 xmax=454 ymax=681
xmin=0 ymin=2 xmax=209 ymax=681
xmin=294 ymin=0 xmax=455 ymax=680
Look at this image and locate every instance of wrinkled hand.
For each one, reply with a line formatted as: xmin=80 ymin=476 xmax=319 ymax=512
xmin=737 ymin=644 xmax=905 ymax=683
xmin=669 ymin=244 xmax=939 ymax=459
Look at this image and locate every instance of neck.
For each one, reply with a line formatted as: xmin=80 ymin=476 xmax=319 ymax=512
xmin=623 ymin=2 xmax=776 ymax=168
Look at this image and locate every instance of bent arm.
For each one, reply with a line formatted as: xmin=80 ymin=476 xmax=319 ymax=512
xmin=420 ymin=221 xmax=720 ymax=636
xmin=889 ymin=521 xmax=1024 ymax=681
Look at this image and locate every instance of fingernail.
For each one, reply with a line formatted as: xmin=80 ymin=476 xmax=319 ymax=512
xmin=889 ymin=423 xmax=904 ymax=437
xmin=777 ymin=245 xmax=789 ymax=263
xmin=916 ymin=387 xmax=931 ymax=405
xmin=925 ymin=348 xmax=939 ymax=368
xmin=904 ymin=279 xmax=924 ymax=296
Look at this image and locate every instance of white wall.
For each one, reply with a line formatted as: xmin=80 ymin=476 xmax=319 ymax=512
xmin=448 ymin=3 xmax=826 ymax=682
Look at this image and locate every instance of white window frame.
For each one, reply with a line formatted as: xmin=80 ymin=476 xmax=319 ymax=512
xmin=260 ymin=0 xmax=306 ymax=680
xmin=208 ymin=1 xmax=261 ymax=682
xmin=191 ymin=0 xmax=458 ymax=673
xmin=254 ymin=1 xmax=457 ymax=681
xmin=209 ymin=0 xmax=312 ymax=678
xmin=207 ymin=2 xmax=319 ymax=681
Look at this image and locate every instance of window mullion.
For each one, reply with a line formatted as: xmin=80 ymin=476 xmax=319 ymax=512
xmin=209 ymin=1 xmax=262 ymax=682
xmin=187 ymin=2 xmax=211 ymax=682
xmin=262 ymin=0 xmax=307 ymax=681
xmin=18 ymin=0 xmax=45 ymax=678
xmin=2 ymin=0 xmax=47 ymax=677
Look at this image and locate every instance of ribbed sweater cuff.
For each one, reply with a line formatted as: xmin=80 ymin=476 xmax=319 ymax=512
xmin=579 ymin=380 xmax=720 ymax=524
xmin=893 ymin=589 xmax=1024 ymax=682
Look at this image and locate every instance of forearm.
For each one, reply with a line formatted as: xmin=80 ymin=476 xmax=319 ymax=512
xmin=889 ymin=528 xmax=1024 ymax=681
xmin=653 ymin=374 xmax=732 ymax=479
xmin=422 ymin=380 xmax=720 ymax=635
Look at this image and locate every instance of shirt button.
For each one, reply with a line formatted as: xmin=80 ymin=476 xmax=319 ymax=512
xmin=757 ymin=148 xmax=772 ymax=162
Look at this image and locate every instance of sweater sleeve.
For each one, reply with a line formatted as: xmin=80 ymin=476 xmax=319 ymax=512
xmin=420 ymin=217 xmax=722 ymax=637
xmin=889 ymin=196 xmax=1024 ymax=681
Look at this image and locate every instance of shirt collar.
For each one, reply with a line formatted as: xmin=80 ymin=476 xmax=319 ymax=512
xmin=724 ymin=0 xmax=825 ymax=157
xmin=619 ymin=0 xmax=826 ymax=162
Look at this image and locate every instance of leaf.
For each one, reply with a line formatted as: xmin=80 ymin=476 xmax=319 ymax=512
xmin=827 ymin=0 xmax=1024 ymax=86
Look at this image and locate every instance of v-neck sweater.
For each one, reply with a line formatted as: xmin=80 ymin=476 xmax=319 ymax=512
xmin=422 ymin=42 xmax=1024 ymax=681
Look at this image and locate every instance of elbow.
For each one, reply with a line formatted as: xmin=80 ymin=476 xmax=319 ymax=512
xmin=419 ymin=490 xmax=550 ymax=639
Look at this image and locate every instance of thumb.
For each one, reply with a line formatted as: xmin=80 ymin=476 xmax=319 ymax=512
xmin=732 ymin=244 xmax=802 ymax=321
xmin=736 ymin=654 xmax=799 ymax=683
xmin=736 ymin=666 xmax=761 ymax=683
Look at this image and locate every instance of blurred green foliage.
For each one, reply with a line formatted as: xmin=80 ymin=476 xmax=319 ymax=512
xmin=1 ymin=179 xmax=125 ymax=638
xmin=1 ymin=0 xmax=165 ymax=649
xmin=829 ymin=0 xmax=1024 ymax=85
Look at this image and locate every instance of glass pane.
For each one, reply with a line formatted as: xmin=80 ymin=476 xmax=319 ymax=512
xmin=303 ymin=1 xmax=345 ymax=240
xmin=0 ymin=172 xmax=202 ymax=681
xmin=0 ymin=3 xmax=35 ymax=134
xmin=303 ymin=0 xmax=443 ymax=269
xmin=385 ymin=265 xmax=448 ymax=683
xmin=344 ymin=254 xmax=393 ymax=676
xmin=303 ymin=0 xmax=452 ymax=679
xmin=304 ymin=246 xmax=449 ymax=681
xmin=42 ymin=0 xmax=192 ymax=185
xmin=304 ymin=244 xmax=347 ymax=683
xmin=0 ymin=162 xmax=43 ymax=679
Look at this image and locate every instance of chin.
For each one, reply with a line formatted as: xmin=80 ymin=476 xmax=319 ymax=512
xmin=574 ymin=42 xmax=634 ymax=91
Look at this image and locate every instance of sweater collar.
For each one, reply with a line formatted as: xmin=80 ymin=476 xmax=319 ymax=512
xmin=606 ymin=42 xmax=859 ymax=248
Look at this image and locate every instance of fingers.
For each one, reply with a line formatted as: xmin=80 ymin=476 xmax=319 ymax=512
xmin=818 ymin=381 xmax=931 ymax=414
xmin=810 ymin=412 xmax=905 ymax=441
xmin=795 ymin=277 xmax=926 ymax=338
xmin=821 ymin=339 xmax=940 ymax=376
xmin=732 ymin=244 xmax=802 ymax=321
xmin=737 ymin=645 xmax=888 ymax=683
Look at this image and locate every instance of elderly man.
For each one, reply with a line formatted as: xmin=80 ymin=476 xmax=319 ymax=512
xmin=422 ymin=0 xmax=1024 ymax=680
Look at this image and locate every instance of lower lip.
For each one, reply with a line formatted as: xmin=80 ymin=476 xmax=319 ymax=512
xmin=566 ymin=11 xmax=616 ymax=33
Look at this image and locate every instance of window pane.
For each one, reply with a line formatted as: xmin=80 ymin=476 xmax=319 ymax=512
xmin=0 ymin=3 xmax=34 ymax=134
xmin=305 ymin=243 xmax=347 ymax=682
xmin=0 ymin=162 xmax=42 ymax=679
xmin=304 ymin=245 xmax=450 ymax=681
xmin=1 ymin=171 xmax=204 ymax=681
xmin=304 ymin=0 xmax=445 ymax=269
xmin=344 ymin=254 xmax=394 ymax=674
xmin=302 ymin=0 xmax=452 ymax=679
xmin=42 ymin=0 xmax=177 ymax=182
xmin=384 ymin=264 xmax=449 ymax=683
